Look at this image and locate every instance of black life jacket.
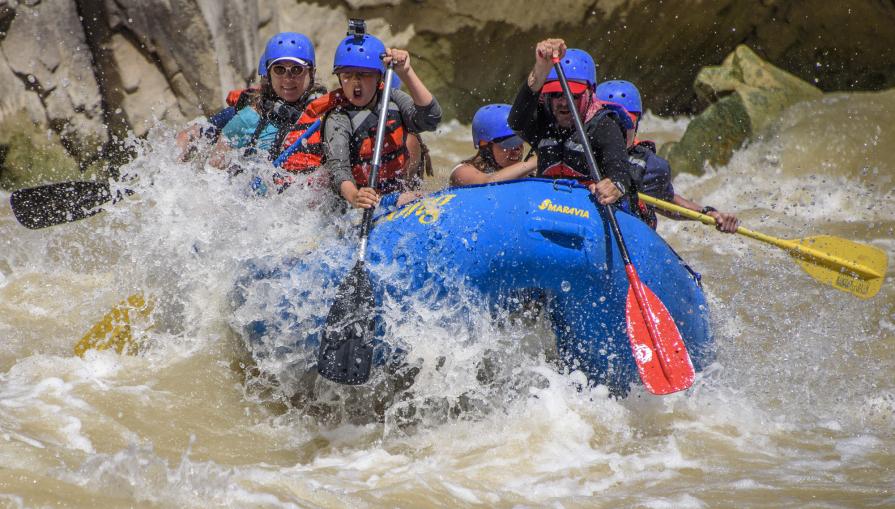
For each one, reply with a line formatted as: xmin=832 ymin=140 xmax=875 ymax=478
xmin=628 ymin=140 xmax=674 ymax=229
xmin=535 ymin=106 xmax=630 ymax=184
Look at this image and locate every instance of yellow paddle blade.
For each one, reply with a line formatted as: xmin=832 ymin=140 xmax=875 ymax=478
xmin=791 ymin=236 xmax=888 ymax=299
xmin=74 ymin=293 xmax=153 ymax=357
xmin=637 ymin=193 xmax=888 ymax=299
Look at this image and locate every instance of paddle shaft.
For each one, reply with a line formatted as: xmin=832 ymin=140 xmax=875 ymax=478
xmin=636 ymin=192 xmax=883 ymax=279
xmin=315 ymin=64 xmax=397 ymax=385
xmin=551 ymin=61 xmax=634 ymax=267
xmin=552 ymin=59 xmax=682 ymax=384
xmin=356 ymin=64 xmax=396 ymax=260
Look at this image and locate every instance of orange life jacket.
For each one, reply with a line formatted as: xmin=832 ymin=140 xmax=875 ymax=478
xmin=346 ymin=100 xmax=409 ymax=191
xmin=278 ymin=90 xmax=347 ymax=173
xmin=224 ymin=87 xmax=324 ymax=172
xmin=225 ymin=86 xmax=410 ymax=185
xmin=226 ymin=88 xmax=258 ymax=110
xmin=285 ymin=87 xmax=410 ymax=188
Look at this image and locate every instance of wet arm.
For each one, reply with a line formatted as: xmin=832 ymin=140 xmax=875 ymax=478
xmin=392 ymin=89 xmax=442 ymax=133
xmin=322 ymin=113 xmax=356 ymax=196
xmin=449 ymin=157 xmax=538 ymax=186
xmin=667 ymin=194 xmax=740 ymax=233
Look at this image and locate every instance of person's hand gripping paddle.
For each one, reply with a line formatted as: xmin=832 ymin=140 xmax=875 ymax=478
xmin=316 ymin=62 xmax=397 ymax=385
xmin=552 ymin=56 xmax=695 ymax=395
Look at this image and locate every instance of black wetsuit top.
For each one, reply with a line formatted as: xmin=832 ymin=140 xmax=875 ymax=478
xmin=507 ymin=83 xmax=633 ymax=192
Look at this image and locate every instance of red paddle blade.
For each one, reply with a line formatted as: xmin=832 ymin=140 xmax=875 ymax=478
xmin=624 ymin=271 xmax=695 ymax=395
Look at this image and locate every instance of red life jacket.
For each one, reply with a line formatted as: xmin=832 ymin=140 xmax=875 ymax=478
xmin=346 ymin=99 xmax=409 ymax=191
xmin=224 ymin=87 xmax=326 ymax=173
xmin=278 ymin=90 xmax=347 ymax=173
xmin=226 ymin=88 xmax=258 ymax=110
xmin=224 ymin=86 xmax=410 ymax=186
xmin=287 ymin=86 xmax=410 ymax=189
xmin=541 ymin=162 xmax=593 ymax=185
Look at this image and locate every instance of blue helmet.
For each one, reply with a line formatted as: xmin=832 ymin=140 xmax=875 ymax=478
xmin=596 ymin=80 xmax=642 ymax=114
xmin=471 ymin=104 xmax=518 ymax=148
xmin=258 ymin=32 xmax=315 ymax=77
xmin=543 ymin=48 xmax=597 ymax=91
xmin=333 ymin=34 xmax=386 ymax=74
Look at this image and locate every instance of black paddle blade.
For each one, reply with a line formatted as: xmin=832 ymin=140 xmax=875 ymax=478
xmin=317 ymin=262 xmax=376 ymax=384
xmin=10 ymin=181 xmax=112 ymax=229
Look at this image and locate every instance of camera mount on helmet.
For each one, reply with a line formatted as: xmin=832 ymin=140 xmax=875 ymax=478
xmin=333 ymin=19 xmax=386 ymax=74
xmin=347 ymin=18 xmax=366 ymax=39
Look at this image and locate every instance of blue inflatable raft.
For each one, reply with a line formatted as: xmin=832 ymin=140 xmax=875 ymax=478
xmin=231 ymin=179 xmax=714 ymax=393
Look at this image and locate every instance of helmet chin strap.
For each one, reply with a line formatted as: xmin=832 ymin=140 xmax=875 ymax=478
xmin=580 ymin=92 xmax=592 ymax=113
xmin=298 ymin=69 xmax=316 ymax=104
xmin=544 ymin=96 xmax=556 ymax=121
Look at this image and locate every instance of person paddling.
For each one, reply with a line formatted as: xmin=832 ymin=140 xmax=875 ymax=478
xmin=449 ymin=104 xmax=538 ymax=186
xmin=174 ymin=32 xmax=323 ymax=175
xmin=318 ymin=25 xmax=442 ymax=209
xmin=507 ymin=40 xmax=634 ymax=206
xmin=595 ymin=80 xmax=740 ymax=232
xmin=211 ymin=33 xmax=323 ymax=165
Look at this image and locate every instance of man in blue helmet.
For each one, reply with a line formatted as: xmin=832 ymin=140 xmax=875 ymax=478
xmin=449 ymin=104 xmax=538 ymax=186
xmin=596 ymin=80 xmax=739 ymax=232
xmin=507 ymin=38 xmax=634 ymax=206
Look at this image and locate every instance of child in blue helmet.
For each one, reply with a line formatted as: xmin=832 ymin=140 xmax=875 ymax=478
xmin=596 ymin=80 xmax=739 ymax=233
xmin=450 ymin=104 xmax=538 ymax=186
xmin=320 ymin=31 xmax=442 ymax=209
xmin=507 ymin=39 xmax=634 ymax=206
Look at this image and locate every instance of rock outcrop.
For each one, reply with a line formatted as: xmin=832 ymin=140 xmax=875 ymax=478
xmin=0 ymin=0 xmax=893 ymax=189
xmin=0 ymin=0 xmax=105 ymax=188
xmin=0 ymin=112 xmax=83 ymax=190
xmin=661 ymin=45 xmax=823 ymax=175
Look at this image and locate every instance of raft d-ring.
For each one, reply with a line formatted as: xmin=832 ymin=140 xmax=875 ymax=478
xmin=552 ymin=179 xmax=577 ymax=192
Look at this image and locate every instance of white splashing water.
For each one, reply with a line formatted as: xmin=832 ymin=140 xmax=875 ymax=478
xmin=1 ymin=89 xmax=894 ymax=507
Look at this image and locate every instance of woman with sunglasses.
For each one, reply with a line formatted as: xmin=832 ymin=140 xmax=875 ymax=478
xmin=177 ymin=33 xmax=321 ymax=167
xmin=596 ymin=80 xmax=739 ymax=233
xmin=449 ymin=104 xmax=538 ymax=186
xmin=208 ymin=32 xmax=324 ymax=169
xmin=507 ymin=39 xmax=635 ymax=207
xmin=318 ymin=32 xmax=442 ymax=209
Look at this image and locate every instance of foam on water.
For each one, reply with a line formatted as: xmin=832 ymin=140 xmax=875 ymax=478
xmin=1 ymin=89 xmax=894 ymax=506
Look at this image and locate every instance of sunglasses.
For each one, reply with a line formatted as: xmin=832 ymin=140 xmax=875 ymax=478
xmin=543 ymin=91 xmax=585 ymax=101
xmin=271 ymin=64 xmax=308 ymax=77
xmin=492 ymin=135 xmax=523 ymax=149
